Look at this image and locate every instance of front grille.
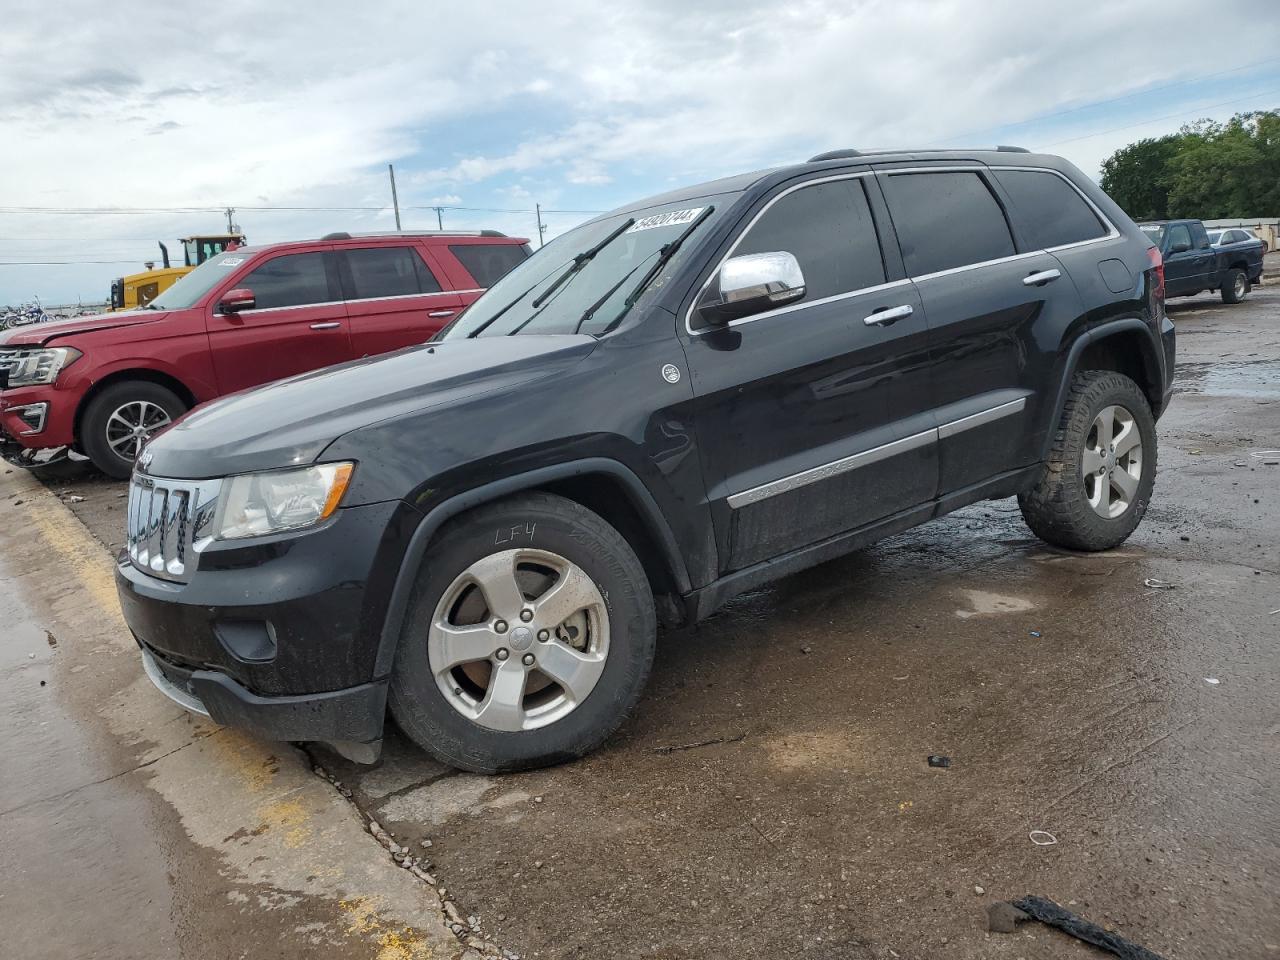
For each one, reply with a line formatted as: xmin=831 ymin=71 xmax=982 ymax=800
xmin=0 ymin=348 xmax=21 ymax=389
xmin=127 ymin=473 xmax=222 ymax=582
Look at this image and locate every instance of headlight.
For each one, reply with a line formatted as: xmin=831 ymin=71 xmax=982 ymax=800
xmin=215 ymin=462 xmax=354 ymax=540
xmin=4 ymin=347 xmax=82 ymax=387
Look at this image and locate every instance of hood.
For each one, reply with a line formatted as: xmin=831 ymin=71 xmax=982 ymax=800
xmin=0 ymin=309 xmax=169 ymax=346
xmin=143 ymin=335 xmax=598 ymax=479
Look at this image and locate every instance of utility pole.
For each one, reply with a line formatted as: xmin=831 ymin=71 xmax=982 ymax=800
xmin=536 ymin=203 xmax=547 ymax=247
xmin=387 ymin=164 xmax=402 ymax=230
xmin=224 ymin=206 xmax=235 ymax=233
xmin=433 ymin=206 xmax=444 ymax=230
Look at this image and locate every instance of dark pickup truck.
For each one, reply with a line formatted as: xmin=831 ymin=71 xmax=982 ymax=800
xmin=1140 ymin=218 xmax=1264 ymax=303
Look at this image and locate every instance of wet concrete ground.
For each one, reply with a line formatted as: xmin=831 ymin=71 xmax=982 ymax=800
xmin=0 ymin=474 xmax=481 ymax=958
xmin=20 ymin=265 xmax=1280 ymax=958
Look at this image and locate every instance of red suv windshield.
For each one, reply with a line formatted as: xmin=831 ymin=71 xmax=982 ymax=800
xmin=147 ymin=250 xmax=257 ymax=310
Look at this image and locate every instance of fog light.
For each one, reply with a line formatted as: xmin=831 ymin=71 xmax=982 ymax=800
xmin=214 ymin=620 xmax=277 ymax=663
xmin=12 ymin=402 xmax=48 ymax=435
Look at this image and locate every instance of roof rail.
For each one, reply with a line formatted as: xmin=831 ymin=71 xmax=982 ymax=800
xmin=319 ymin=230 xmax=510 ymax=241
xmin=808 ymin=149 xmax=862 ymax=162
xmin=808 ymin=145 xmax=1034 ymax=163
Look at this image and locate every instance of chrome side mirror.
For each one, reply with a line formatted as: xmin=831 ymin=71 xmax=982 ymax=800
xmin=698 ymin=251 xmax=806 ymax=326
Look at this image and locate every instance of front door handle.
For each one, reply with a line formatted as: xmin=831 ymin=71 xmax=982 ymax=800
xmin=863 ymin=304 xmax=913 ymax=327
xmin=1023 ymin=268 xmax=1061 ymax=287
xmin=309 ymin=321 xmax=341 ymax=330
xmin=428 ymin=310 xmax=456 ymax=319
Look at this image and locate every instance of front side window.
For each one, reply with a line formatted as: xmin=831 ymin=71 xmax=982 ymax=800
xmin=239 ymin=252 xmax=338 ymax=309
xmin=1167 ymin=224 xmax=1192 ymax=251
xmin=449 ymin=243 xmax=531 ymax=288
xmin=723 ymin=178 xmax=885 ymax=308
xmin=881 ymin=171 xmax=1015 ymax=276
xmin=992 ymin=169 xmax=1107 ymax=250
xmin=345 ymin=246 xmax=439 ymax=299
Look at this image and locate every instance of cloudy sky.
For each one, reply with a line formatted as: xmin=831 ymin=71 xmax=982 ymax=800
xmin=2 ymin=0 xmax=1279 ymax=305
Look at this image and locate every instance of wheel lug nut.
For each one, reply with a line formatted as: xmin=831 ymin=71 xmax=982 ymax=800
xmin=520 ymin=609 xmax=534 ymax=622
xmin=495 ymin=648 xmax=509 ymax=661
xmin=537 ymin=629 xmax=550 ymax=642
xmin=494 ymin=620 xmax=508 ymax=633
xmin=522 ymin=653 xmax=535 ymax=666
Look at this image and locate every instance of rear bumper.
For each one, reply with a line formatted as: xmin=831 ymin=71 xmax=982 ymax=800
xmin=140 ymin=646 xmax=386 ymax=761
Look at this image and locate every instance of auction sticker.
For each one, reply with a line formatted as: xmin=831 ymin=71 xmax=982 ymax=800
xmin=627 ymin=207 xmax=704 ymax=232
xmin=220 ymin=257 xmax=245 ymax=266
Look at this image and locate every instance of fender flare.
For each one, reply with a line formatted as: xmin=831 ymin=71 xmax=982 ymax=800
xmin=1040 ymin=317 xmax=1164 ymax=462
xmin=373 ymin=457 xmax=691 ymax=677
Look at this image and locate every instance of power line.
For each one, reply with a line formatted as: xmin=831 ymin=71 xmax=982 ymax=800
xmin=944 ymin=55 xmax=1280 ymax=144
xmin=1041 ymin=86 xmax=1280 ymax=147
xmin=0 ymin=203 xmax=607 ymax=215
xmin=0 ymin=260 xmax=142 ymax=266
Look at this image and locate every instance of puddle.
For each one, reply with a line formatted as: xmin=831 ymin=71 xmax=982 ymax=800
xmin=1177 ymin=360 xmax=1280 ymax=399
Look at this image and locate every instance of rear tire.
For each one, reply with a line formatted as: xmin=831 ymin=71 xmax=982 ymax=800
xmin=1018 ymin=371 xmax=1156 ymax=551
xmin=389 ymin=492 xmax=656 ymax=773
xmin=81 ymin=381 xmax=187 ymax=479
xmin=1221 ymin=268 xmax=1249 ymax=303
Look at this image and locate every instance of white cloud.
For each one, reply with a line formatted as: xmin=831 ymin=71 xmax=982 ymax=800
xmin=3 ymin=0 xmax=1279 ymax=300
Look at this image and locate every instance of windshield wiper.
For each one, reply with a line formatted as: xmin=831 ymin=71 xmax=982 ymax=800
xmin=594 ymin=205 xmax=715 ymax=335
xmin=464 ymin=273 xmax=551 ymax=338
xmin=573 ymin=258 xmax=652 ymax=334
xmin=530 ymin=217 xmax=635 ymax=310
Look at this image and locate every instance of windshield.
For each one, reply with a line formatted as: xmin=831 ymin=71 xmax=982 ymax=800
xmin=1139 ymin=223 xmax=1166 ymax=244
xmin=1207 ymin=230 xmax=1224 ymax=243
xmin=148 ymin=250 xmax=255 ymax=310
xmin=440 ymin=196 xmax=734 ymax=339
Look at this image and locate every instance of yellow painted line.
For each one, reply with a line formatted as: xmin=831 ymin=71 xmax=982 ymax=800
xmin=14 ymin=475 xmax=125 ymax=625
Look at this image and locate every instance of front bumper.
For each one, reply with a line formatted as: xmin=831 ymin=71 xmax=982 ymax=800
xmin=0 ymin=385 xmax=77 ymax=457
xmin=116 ymin=496 xmax=422 ymax=761
xmin=140 ymin=646 xmax=386 ymax=762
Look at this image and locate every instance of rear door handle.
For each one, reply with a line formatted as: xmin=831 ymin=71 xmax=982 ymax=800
xmin=428 ymin=310 xmax=456 ymax=318
xmin=1023 ymin=269 xmax=1061 ymax=287
xmin=310 ymin=321 xmax=341 ymax=330
xmin=863 ymin=304 xmax=913 ymax=327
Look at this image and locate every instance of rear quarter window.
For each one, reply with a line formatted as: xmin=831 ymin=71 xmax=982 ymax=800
xmin=992 ymin=169 xmax=1108 ymax=250
xmin=448 ymin=243 xmax=531 ymax=288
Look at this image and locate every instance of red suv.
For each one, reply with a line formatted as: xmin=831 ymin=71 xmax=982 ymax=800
xmin=0 ymin=231 xmax=529 ymax=477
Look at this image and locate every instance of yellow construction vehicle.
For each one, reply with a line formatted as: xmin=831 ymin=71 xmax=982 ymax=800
xmin=109 ymin=233 xmax=246 ymax=310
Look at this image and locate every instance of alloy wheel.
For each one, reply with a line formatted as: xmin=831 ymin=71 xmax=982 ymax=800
xmin=427 ymin=548 xmax=609 ymax=731
xmin=105 ymin=400 xmax=172 ymax=462
xmin=1234 ymin=272 xmax=1247 ymax=299
xmin=1081 ymin=403 xmax=1142 ymax=519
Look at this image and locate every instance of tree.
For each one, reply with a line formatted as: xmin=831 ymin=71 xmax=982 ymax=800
xmin=1100 ymin=135 xmax=1181 ymax=220
xmin=1099 ymin=110 xmax=1280 ymax=220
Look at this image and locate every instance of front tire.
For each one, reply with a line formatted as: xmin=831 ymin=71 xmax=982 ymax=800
xmin=81 ymin=381 xmax=187 ymax=479
xmin=389 ymin=492 xmax=656 ymax=773
xmin=1221 ymin=268 xmax=1249 ymax=304
xmin=1019 ymin=371 xmax=1156 ymax=551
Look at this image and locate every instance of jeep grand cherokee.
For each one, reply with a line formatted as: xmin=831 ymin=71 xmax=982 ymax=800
xmin=116 ymin=147 xmax=1174 ymax=772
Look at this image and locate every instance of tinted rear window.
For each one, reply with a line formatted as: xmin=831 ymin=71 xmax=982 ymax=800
xmin=345 ymin=246 xmax=440 ymax=298
xmin=992 ymin=169 xmax=1108 ymax=249
xmin=881 ymin=172 xmax=1015 ymax=276
xmin=449 ymin=243 xmax=530 ymax=288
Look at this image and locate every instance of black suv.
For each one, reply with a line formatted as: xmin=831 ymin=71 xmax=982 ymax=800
xmin=117 ymin=147 xmax=1175 ymax=772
